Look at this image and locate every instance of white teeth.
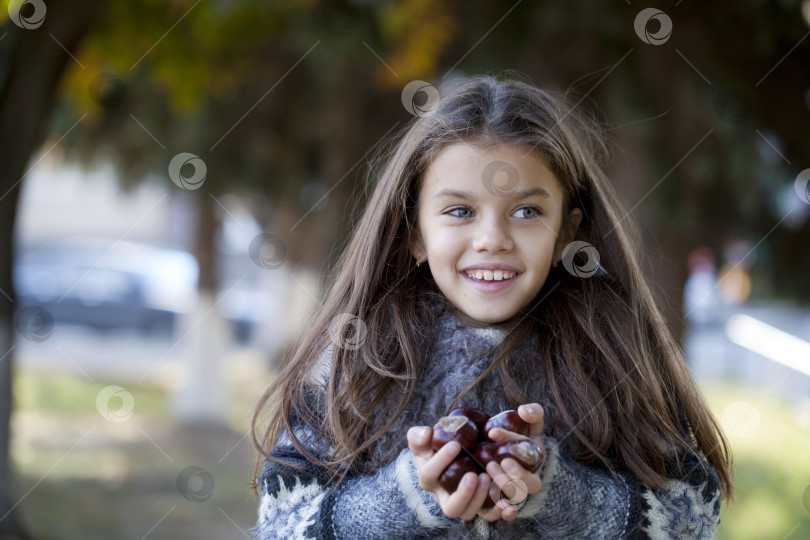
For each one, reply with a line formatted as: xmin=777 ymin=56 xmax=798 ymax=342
xmin=465 ymin=270 xmax=516 ymax=281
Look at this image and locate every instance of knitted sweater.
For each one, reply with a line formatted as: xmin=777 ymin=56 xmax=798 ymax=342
xmin=251 ymin=307 xmax=722 ymax=539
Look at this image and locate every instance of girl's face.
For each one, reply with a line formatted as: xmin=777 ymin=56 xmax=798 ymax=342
xmin=410 ymin=142 xmax=581 ymax=326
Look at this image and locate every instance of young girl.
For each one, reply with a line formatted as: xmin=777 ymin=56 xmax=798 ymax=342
xmin=249 ymin=75 xmax=733 ymax=539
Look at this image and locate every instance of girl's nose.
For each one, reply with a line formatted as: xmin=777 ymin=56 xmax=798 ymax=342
xmin=471 ymin=216 xmax=514 ymax=253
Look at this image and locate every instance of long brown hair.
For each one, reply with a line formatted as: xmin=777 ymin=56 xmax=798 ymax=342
xmin=250 ymin=74 xmax=733 ymax=500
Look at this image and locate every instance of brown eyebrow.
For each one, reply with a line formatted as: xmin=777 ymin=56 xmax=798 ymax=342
xmin=432 ymin=187 xmax=552 ymax=200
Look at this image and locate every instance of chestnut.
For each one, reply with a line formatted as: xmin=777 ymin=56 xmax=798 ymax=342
xmin=482 ymin=492 xmax=496 ymax=509
xmin=495 ymin=440 xmax=544 ymax=473
xmin=438 ymin=455 xmax=478 ymax=491
xmin=473 ymin=442 xmax=499 ymax=468
xmin=432 ymin=415 xmax=479 ymax=451
xmin=484 ymin=410 xmax=529 ymax=439
xmin=448 ymin=407 xmax=490 ymax=440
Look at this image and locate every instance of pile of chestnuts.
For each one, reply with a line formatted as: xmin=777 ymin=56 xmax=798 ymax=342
xmin=431 ymin=406 xmax=544 ymax=508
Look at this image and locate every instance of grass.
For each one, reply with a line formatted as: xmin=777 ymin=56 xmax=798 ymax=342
xmin=702 ymin=380 xmax=810 ymax=540
xmin=11 ymin=368 xmax=263 ymax=540
xmin=8 ymin=367 xmax=810 ymax=538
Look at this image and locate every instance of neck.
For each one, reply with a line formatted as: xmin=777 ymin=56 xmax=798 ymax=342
xmin=453 ymin=307 xmax=516 ymax=331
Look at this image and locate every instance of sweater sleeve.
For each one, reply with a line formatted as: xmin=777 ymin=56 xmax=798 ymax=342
xmin=250 ymin=398 xmax=457 ymax=539
xmin=511 ymin=437 xmax=722 ymax=539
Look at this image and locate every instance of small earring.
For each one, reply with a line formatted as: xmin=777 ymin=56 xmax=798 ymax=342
xmin=416 ymin=259 xmax=422 ymax=267
xmin=552 ymin=259 xmax=559 ymax=268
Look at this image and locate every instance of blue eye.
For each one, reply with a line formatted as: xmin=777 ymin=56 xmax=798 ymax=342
xmin=446 ymin=207 xmax=473 ymax=218
xmin=514 ymin=206 xmax=542 ymax=219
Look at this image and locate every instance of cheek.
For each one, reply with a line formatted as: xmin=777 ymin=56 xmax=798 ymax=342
xmin=424 ymin=225 xmax=465 ymax=251
xmin=517 ymin=231 xmax=557 ymax=257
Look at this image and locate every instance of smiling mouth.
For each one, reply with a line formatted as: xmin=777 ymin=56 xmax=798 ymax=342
xmin=463 ymin=270 xmax=519 ymax=282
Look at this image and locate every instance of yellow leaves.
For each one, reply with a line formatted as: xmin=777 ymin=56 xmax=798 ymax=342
xmin=376 ymin=0 xmax=459 ymax=88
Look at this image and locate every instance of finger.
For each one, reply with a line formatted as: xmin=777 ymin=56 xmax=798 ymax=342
xmin=518 ymin=403 xmax=544 ymax=437
xmin=420 ymin=441 xmax=462 ymax=488
xmin=440 ymin=472 xmax=479 ymax=519
xmin=503 ymin=457 xmax=543 ymax=493
xmin=407 ymin=426 xmax=433 ymax=458
xmin=477 ymin=500 xmax=504 ymax=522
xmin=457 ymin=473 xmax=491 ymax=521
xmin=498 ymin=498 xmax=519 ymax=521
xmin=486 ymin=461 xmax=530 ymax=508
xmin=486 ymin=426 xmax=529 ymax=443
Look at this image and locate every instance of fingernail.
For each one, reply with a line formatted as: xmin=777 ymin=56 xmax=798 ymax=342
xmin=418 ymin=427 xmax=428 ymax=439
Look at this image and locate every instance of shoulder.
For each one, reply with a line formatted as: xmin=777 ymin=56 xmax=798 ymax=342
xmin=306 ymin=343 xmax=334 ymax=387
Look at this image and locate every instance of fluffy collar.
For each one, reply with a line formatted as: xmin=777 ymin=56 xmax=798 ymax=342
xmin=359 ymin=306 xmax=546 ymax=470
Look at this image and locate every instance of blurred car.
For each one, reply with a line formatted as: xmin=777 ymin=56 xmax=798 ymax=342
xmin=14 ymin=237 xmax=199 ymax=336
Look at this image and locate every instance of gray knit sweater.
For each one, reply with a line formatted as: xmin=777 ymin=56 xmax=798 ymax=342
xmin=251 ymin=307 xmax=722 ymax=539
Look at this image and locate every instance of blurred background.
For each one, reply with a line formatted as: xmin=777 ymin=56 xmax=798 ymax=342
xmin=1 ymin=1 xmax=809 ymax=538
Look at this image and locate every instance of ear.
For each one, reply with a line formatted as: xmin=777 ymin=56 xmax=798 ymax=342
xmin=409 ymin=231 xmax=426 ymax=263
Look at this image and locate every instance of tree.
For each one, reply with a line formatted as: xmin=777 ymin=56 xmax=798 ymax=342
xmin=1 ymin=2 xmax=107 ymax=536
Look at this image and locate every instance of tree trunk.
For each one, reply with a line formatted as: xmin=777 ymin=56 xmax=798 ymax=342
xmin=171 ymin=193 xmax=229 ymax=424
xmin=0 ymin=2 xmax=103 ymax=537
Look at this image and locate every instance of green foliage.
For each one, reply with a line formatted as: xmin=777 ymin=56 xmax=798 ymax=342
xmin=704 ymin=381 xmax=810 ymax=540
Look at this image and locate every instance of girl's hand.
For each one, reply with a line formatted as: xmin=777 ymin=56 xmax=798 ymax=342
xmin=479 ymin=403 xmax=545 ymax=521
xmin=407 ymin=426 xmax=493 ymax=521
